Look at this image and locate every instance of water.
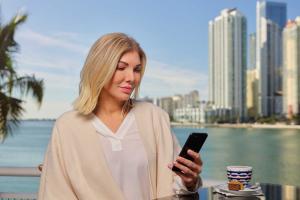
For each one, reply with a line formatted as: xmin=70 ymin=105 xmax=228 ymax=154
xmin=174 ymin=127 xmax=300 ymax=186
xmin=0 ymin=121 xmax=300 ymax=193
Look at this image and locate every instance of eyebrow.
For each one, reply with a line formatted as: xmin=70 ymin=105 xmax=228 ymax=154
xmin=118 ymin=61 xmax=142 ymax=67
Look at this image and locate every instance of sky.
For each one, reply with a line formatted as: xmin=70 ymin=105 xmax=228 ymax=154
xmin=1 ymin=0 xmax=300 ymax=119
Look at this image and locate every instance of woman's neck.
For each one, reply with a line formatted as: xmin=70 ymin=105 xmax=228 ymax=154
xmin=94 ymin=94 xmax=125 ymax=117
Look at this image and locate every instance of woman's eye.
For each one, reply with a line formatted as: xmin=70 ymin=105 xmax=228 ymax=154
xmin=134 ymin=67 xmax=142 ymax=72
xmin=117 ymin=66 xmax=125 ymax=71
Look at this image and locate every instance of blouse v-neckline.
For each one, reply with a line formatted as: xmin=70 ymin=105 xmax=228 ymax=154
xmin=92 ymin=110 xmax=133 ymax=139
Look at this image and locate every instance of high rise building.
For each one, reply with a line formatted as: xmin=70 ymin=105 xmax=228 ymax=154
xmin=183 ymin=90 xmax=199 ymax=108
xmin=157 ymin=91 xmax=201 ymax=122
xmin=157 ymin=97 xmax=174 ymax=118
xmin=172 ymin=95 xmax=183 ymax=110
xmin=249 ymin=33 xmax=256 ymax=69
xmin=247 ymin=69 xmax=258 ymax=118
xmin=247 ymin=33 xmax=258 ymax=119
xmin=282 ymin=18 xmax=300 ymax=118
xmin=256 ymin=1 xmax=287 ymax=116
xmin=209 ymin=8 xmax=247 ymax=121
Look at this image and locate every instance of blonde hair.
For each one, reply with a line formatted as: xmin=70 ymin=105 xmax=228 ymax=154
xmin=73 ymin=33 xmax=146 ymax=115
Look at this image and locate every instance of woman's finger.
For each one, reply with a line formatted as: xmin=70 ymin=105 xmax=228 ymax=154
xmin=173 ymin=161 xmax=198 ymax=178
xmin=169 ymin=162 xmax=199 ymax=189
xmin=176 ymin=156 xmax=201 ymax=174
xmin=174 ymin=170 xmax=194 ymax=183
xmin=187 ymin=150 xmax=202 ymax=165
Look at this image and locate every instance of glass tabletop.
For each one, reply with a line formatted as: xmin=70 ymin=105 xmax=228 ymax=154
xmin=156 ymin=183 xmax=300 ymax=200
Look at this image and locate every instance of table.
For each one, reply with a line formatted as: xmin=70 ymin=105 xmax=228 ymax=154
xmin=156 ymin=183 xmax=300 ymax=200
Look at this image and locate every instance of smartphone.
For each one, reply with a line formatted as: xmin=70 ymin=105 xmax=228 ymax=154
xmin=172 ymin=132 xmax=208 ymax=172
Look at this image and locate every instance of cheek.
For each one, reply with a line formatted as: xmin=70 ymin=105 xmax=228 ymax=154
xmin=111 ymin=71 xmax=123 ymax=84
xmin=134 ymin=74 xmax=142 ymax=85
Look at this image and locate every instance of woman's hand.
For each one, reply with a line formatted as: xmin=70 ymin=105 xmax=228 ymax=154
xmin=168 ymin=149 xmax=203 ymax=190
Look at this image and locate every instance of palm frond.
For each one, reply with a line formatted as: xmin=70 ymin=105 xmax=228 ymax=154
xmin=14 ymin=75 xmax=44 ymax=106
xmin=0 ymin=92 xmax=24 ymax=140
xmin=0 ymin=13 xmax=27 ymax=53
xmin=1 ymin=74 xmax=44 ymax=104
xmin=0 ymin=13 xmax=27 ymax=73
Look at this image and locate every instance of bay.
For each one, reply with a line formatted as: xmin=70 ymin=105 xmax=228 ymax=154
xmin=0 ymin=121 xmax=299 ymax=192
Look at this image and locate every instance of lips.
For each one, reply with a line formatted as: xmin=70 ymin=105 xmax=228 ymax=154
xmin=119 ymin=86 xmax=132 ymax=94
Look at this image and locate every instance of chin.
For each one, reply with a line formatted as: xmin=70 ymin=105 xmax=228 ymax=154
xmin=116 ymin=94 xmax=131 ymax=102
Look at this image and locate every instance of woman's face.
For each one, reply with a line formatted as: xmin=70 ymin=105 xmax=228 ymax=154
xmin=102 ymin=51 xmax=142 ymax=103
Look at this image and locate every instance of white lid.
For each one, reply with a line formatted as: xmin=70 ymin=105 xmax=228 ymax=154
xmin=227 ymin=166 xmax=252 ymax=172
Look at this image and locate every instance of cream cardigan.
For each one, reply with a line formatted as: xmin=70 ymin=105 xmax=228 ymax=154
xmin=38 ymin=102 xmax=178 ymax=200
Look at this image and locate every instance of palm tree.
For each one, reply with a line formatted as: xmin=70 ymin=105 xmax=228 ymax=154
xmin=0 ymin=11 xmax=44 ymax=141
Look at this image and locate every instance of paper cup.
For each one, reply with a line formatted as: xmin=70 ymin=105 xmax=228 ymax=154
xmin=227 ymin=166 xmax=252 ymax=186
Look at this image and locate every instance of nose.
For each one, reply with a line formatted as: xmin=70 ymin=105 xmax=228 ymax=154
xmin=125 ymin=68 xmax=134 ymax=83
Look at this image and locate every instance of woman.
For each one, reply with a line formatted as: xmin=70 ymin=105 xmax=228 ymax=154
xmin=38 ymin=33 xmax=203 ymax=200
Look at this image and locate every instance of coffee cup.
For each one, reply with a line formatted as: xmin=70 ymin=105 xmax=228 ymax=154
xmin=227 ymin=166 xmax=252 ymax=187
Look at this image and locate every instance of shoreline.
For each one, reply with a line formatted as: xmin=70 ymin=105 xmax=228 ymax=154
xmin=171 ymin=122 xmax=300 ymax=130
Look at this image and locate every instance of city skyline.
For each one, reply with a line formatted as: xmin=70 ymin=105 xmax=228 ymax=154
xmin=1 ymin=0 xmax=300 ymax=119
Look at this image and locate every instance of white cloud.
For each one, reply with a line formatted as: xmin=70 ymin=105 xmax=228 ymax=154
xmin=22 ymin=100 xmax=73 ymax=119
xmin=17 ymin=29 xmax=89 ymax=55
xmin=141 ymin=60 xmax=208 ymax=99
xmin=16 ymin=69 xmax=78 ymax=119
xmin=51 ymin=31 xmax=80 ymax=41
xmin=16 ymin=54 xmax=82 ymax=71
xmin=17 ymin=68 xmax=79 ymax=90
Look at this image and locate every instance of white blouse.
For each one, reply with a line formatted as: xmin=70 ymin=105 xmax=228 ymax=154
xmin=91 ymin=111 xmax=198 ymax=200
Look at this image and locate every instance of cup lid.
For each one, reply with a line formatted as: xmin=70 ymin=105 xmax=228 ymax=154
xmin=227 ymin=166 xmax=252 ymax=171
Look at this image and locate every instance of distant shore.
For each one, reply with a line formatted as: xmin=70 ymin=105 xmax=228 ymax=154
xmin=171 ymin=122 xmax=300 ymax=130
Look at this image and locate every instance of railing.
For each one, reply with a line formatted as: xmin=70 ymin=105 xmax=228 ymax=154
xmin=0 ymin=166 xmax=41 ymax=200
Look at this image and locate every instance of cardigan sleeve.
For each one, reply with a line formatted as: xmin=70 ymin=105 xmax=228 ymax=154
xmin=38 ymin=123 xmax=78 ymax=200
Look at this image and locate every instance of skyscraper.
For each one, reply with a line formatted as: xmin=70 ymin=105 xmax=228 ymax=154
xmin=247 ymin=69 xmax=258 ymax=118
xmin=256 ymin=1 xmax=287 ymax=117
xmin=209 ymin=9 xmax=247 ymax=121
xmin=283 ymin=18 xmax=300 ymax=118
xmin=249 ymin=33 xmax=256 ymax=69
xmin=247 ymin=33 xmax=258 ymax=118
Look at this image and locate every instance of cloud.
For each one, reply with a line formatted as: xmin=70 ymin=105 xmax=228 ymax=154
xmin=16 ymin=54 xmax=82 ymax=72
xmin=17 ymin=29 xmax=89 ymax=55
xmin=51 ymin=31 xmax=80 ymax=41
xmin=141 ymin=60 xmax=208 ymax=99
xmin=22 ymin=100 xmax=73 ymax=119
xmin=17 ymin=68 xmax=79 ymax=90
xmin=16 ymin=69 xmax=78 ymax=119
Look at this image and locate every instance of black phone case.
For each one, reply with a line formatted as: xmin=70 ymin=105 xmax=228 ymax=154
xmin=172 ymin=133 xmax=207 ymax=172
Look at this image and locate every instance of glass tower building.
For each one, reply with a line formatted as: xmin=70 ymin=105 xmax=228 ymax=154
xmin=256 ymin=0 xmax=287 ymax=116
